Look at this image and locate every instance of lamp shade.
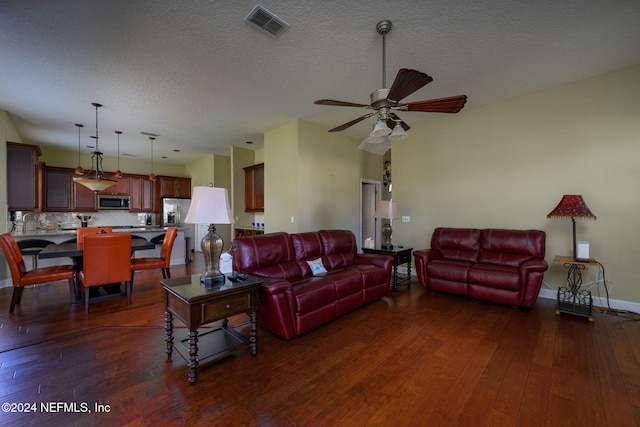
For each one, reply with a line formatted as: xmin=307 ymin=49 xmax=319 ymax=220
xmin=374 ymin=200 xmax=399 ymax=219
xmin=370 ymin=119 xmax=392 ymax=137
xmin=185 ymin=186 xmax=235 ymax=225
xmin=547 ymin=195 xmax=596 ymax=220
xmin=388 ymin=122 xmax=408 ymax=140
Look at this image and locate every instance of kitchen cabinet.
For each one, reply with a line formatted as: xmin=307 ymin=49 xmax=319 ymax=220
xmin=7 ymin=142 xmax=41 ymax=211
xmin=158 ymin=176 xmax=191 ymax=198
xmin=130 ymin=175 xmax=156 ymax=212
xmin=235 ymin=228 xmax=264 ymax=238
xmin=244 ymin=163 xmax=264 ymax=212
xmin=42 ymin=166 xmax=73 ymax=211
xmin=42 ymin=166 xmax=97 ymax=212
xmin=99 ymin=176 xmax=129 ymax=195
xmin=73 ymin=181 xmax=97 ymax=211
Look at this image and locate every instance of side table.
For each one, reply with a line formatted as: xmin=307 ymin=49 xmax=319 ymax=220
xmin=553 ymin=255 xmax=598 ymax=322
xmin=161 ymin=274 xmax=263 ymax=384
xmin=362 ymin=246 xmax=413 ymax=291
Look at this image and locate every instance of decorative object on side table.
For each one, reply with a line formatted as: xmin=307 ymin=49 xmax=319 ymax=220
xmin=185 ymin=186 xmax=235 ymax=287
xmin=374 ymin=200 xmax=399 ymax=249
xmin=547 ymin=194 xmax=597 ymax=261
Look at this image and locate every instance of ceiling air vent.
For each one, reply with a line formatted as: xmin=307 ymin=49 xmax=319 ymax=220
xmin=245 ymin=5 xmax=289 ymax=38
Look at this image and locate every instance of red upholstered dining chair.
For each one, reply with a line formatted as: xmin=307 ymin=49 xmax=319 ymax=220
xmin=79 ymin=233 xmax=132 ymax=314
xmin=77 ymin=227 xmax=112 ymax=243
xmin=131 ymin=227 xmax=178 ymax=283
xmin=0 ymin=233 xmax=76 ymax=313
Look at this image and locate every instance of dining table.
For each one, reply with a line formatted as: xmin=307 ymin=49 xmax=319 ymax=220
xmin=38 ymin=237 xmax=156 ymax=303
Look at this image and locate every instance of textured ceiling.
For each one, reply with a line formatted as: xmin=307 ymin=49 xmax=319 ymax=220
xmin=1 ymin=1 xmax=639 ymax=164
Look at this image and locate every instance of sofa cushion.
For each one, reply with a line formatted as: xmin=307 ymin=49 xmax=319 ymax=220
xmin=319 ymin=230 xmax=357 ymax=269
xmin=293 ymin=277 xmax=336 ymax=315
xmin=468 ymin=264 xmax=520 ymax=291
xmin=231 ymin=232 xmax=302 ymax=281
xmin=431 ymin=228 xmax=481 ymax=263
xmin=292 ymin=232 xmax=329 ymax=277
xmin=478 ymin=229 xmax=546 ymax=268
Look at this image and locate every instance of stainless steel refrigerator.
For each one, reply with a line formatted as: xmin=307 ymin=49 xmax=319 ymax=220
xmin=161 ymin=198 xmax=195 ymax=259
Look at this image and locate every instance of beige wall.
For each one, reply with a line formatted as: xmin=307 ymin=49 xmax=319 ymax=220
xmin=264 ymin=119 xmax=383 ymax=234
xmin=393 ymin=64 xmax=640 ymax=303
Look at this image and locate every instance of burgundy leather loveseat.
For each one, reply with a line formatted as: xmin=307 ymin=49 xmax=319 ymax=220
xmin=231 ymin=230 xmax=392 ymax=339
xmin=414 ymin=228 xmax=548 ymax=308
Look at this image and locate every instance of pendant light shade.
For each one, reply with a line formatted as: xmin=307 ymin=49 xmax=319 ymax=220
xmin=370 ymin=119 xmax=392 ymax=137
xmin=148 ymin=136 xmax=156 ymax=181
xmin=113 ymin=130 xmax=123 ymax=179
xmin=388 ymin=122 xmax=408 ymax=140
xmin=72 ymin=102 xmax=118 ymax=192
xmin=74 ymin=123 xmax=84 ymax=175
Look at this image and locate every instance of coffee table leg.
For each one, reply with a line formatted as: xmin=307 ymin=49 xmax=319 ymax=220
xmin=250 ymin=309 xmax=258 ymax=356
xmin=407 ymin=259 xmax=412 ymax=288
xmin=164 ymin=311 xmax=173 ymax=360
xmin=188 ymin=329 xmax=199 ymax=385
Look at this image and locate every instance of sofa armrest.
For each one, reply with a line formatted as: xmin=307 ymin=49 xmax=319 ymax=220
xmin=413 ymin=249 xmax=442 ymax=287
xmin=257 ymin=278 xmax=298 ymax=339
xmin=260 ymin=277 xmax=294 ymax=295
xmin=518 ymin=259 xmax=549 ymax=308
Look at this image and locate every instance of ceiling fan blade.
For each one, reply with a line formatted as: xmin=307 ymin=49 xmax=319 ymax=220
xmin=386 ymin=69 xmax=433 ymax=103
xmin=314 ymin=99 xmax=370 ymax=108
xmin=388 ymin=113 xmax=410 ymax=131
xmin=401 ymin=95 xmax=468 ymax=113
xmin=328 ymin=113 xmax=376 ymax=132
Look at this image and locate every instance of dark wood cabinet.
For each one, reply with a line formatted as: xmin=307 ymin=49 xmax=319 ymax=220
xmin=42 ymin=166 xmax=73 ymax=211
xmin=244 ymin=163 xmax=264 ymax=212
xmin=7 ymin=142 xmax=41 ymax=211
xmin=42 ymin=166 xmax=97 ymax=211
xmin=234 ymin=228 xmax=264 ymax=238
xmin=99 ymin=176 xmax=129 ymax=195
xmin=130 ymin=175 xmax=156 ymax=212
xmin=73 ymin=181 xmax=97 ymax=211
xmin=158 ymin=176 xmax=191 ymax=198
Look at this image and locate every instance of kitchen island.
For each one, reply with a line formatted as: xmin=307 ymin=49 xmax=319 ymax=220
xmin=8 ymin=226 xmax=187 ymax=275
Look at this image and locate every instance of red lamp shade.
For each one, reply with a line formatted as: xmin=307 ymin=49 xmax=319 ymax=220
xmin=547 ymin=195 xmax=597 ymax=220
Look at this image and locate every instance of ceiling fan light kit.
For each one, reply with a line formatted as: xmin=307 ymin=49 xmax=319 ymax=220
xmin=315 ymin=19 xmax=467 ymax=145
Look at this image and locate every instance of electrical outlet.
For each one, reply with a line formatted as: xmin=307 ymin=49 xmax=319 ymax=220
xmin=402 ymin=216 xmax=410 ymax=223
xmin=597 ymin=272 xmax=605 ymax=284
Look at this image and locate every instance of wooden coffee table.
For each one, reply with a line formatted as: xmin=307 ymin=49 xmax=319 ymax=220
xmin=161 ymin=274 xmax=263 ymax=384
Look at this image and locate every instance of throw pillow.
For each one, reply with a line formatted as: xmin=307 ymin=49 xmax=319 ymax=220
xmin=307 ymin=257 xmax=327 ymax=276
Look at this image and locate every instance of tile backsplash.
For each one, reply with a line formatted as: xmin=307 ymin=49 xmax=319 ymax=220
xmin=11 ymin=211 xmax=155 ymax=231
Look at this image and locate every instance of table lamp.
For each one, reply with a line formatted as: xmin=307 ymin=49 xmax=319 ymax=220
xmin=547 ymin=194 xmax=596 ymax=261
xmin=374 ymin=200 xmax=399 ymax=249
xmin=185 ymin=186 xmax=235 ymax=287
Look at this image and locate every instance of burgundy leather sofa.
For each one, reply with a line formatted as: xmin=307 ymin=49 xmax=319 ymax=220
xmin=231 ymin=230 xmax=392 ymax=339
xmin=414 ymin=228 xmax=548 ymax=308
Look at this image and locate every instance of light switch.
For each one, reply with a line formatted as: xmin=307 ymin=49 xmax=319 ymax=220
xmin=402 ymin=216 xmax=410 ymax=223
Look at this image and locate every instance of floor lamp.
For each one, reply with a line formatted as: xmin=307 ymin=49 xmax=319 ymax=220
xmin=185 ymin=186 xmax=235 ymax=287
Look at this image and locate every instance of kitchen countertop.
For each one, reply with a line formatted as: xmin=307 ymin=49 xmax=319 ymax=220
xmin=11 ymin=226 xmax=180 ymax=238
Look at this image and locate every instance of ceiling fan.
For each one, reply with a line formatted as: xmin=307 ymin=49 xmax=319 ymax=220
xmin=314 ymin=20 xmax=467 ymax=142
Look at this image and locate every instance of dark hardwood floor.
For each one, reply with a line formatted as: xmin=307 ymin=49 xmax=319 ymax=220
xmin=1 ymin=255 xmax=639 ymax=426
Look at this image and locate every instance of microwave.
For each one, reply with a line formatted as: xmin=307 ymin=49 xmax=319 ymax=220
xmin=97 ymin=195 xmax=131 ymax=210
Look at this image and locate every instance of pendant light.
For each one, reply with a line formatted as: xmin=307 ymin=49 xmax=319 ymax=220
xmin=72 ymin=102 xmax=118 ymax=192
xmin=113 ymin=130 xmax=123 ymax=179
xmin=74 ymin=123 xmax=84 ymax=175
xmin=148 ymin=136 xmax=156 ymax=181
